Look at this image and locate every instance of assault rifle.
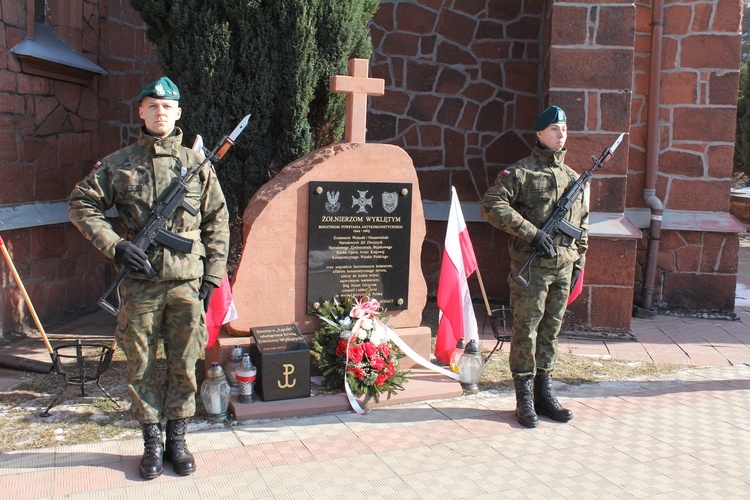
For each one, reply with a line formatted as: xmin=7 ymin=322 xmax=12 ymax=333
xmin=514 ymin=132 xmax=625 ymax=287
xmin=98 ymin=114 xmax=251 ymax=316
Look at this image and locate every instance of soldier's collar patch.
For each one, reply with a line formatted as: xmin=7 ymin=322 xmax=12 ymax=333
xmin=93 ymin=160 xmax=102 ymax=169
xmin=501 ymin=169 xmax=511 ymax=177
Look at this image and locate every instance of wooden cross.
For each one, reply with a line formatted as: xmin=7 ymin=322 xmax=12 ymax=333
xmin=330 ymin=58 xmax=385 ymax=143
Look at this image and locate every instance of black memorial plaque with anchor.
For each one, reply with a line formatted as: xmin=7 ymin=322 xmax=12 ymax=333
xmin=307 ymin=181 xmax=412 ymax=313
xmin=249 ymin=324 xmax=311 ymax=402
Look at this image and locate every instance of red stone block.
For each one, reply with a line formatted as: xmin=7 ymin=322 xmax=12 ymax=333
xmin=54 ymin=81 xmax=83 ymax=113
xmin=415 ymin=167 xmax=450 ymax=200
xmin=395 ymin=3 xmax=438 ymax=34
xmin=408 ymin=147 xmax=443 ymax=169
xmin=443 ymin=128 xmax=465 ymax=168
xmin=566 ymin=133 xmax=628 ymax=175
xmin=681 ymin=35 xmax=741 ymax=70
xmin=59 ymin=133 xmax=93 ymax=166
xmin=372 ymin=2 xmax=395 ymax=31
xmin=708 ymin=71 xmax=740 ymax=105
xmin=476 ymin=100 xmax=505 ymax=133
xmin=667 ymin=178 xmax=730 ymax=212
xmin=590 ymin=177 xmax=627 ymax=213
xmin=675 ymin=245 xmax=701 ymax=272
xmin=419 ymin=124 xmax=442 ymax=148
xmin=436 ymin=9 xmax=477 ymax=46
xmin=406 ymin=60 xmax=438 ymax=92
xmin=458 ymin=101 xmax=479 ymax=130
xmin=660 ymin=71 xmax=698 ymax=105
xmin=513 ymin=95 xmax=540 ymax=131
xmin=659 ymin=149 xmax=703 ymax=177
xmin=453 ymin=0 xmax=485 ymax=16
xmin=590 ymin=286 xmax=634 ymax=332
xmin=485 ymin=132 xmax=530 ymax=167
xmin=471 ymin=40 xmax=510 ymax=60
xmin=407 ymin=94 xmax=440 ymax=121
xmin=436 ymin=41 xmax=478 ymax=65
xmin=365 ymin=113 xmax=397 ymax=142
xmin=551 ymin=6 xmax=587 ymax=45
xmin=597 ymin=6 xmax=636 ymax=46
xmin=507 ymin=16 xmax=541 ymax=41
xmin=691 ymin=3 xmax=712 ymax=32
xmin=713 ymin=0 xmax=743 ymax=31
xmin=505 ymin=60 xmax=538 ymax=93
xmin=701 ymin=233 xmax=739 ymax=274
xmin=663 ymin=4 xmax=692 ymax=35
xmin=707 ymin=145 xmax=735 ymax=178
xmin=476 ymin=20 xmax=504 ymax=40
xmin=600 ymin=92 xmax=632 ymax=132
xmin=487 ymin=0 xmax=522 ymax=20
xmin=0 ymin=70 xmax=18 ymax=93
xmin=107 ymin=22 xmax=137 ymax=59
xmin=550 ymin=48 xmax=633 ymax=90
xmin=673 ymin=107 xmax=737 ymax=143
xmin=382 ymin=32 xmax=420 ymax=57
xmin=663 ymin=272 xmax=736 ymax=311
xmin=585 ymin=239 xmax=637 ymax=287
xmin=436 ymin=67 xmax=468 ymax=95
xmin=31 ymin=226 xmax=67 ymax=261
xmin=436 ymin=98 xmax=464 ymax=127
xmin=371 ymin=89 xmax=408 ymax=115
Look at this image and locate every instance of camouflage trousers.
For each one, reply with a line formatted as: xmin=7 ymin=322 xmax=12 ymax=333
xmin=507 ymin=259 xmax=574 ymax=379
xmin=115 ymin=277 xmax=207 ymax=424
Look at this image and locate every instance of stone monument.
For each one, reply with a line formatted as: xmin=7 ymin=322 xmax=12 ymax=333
xmin=206 ymin=58 xmax=461 ymax=419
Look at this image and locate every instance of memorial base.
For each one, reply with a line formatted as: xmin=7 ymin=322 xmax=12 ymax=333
xmin=229 ymin=367 xmax=463 ymax=421
xmin=207 ymin=325 xmax=462 ymax=420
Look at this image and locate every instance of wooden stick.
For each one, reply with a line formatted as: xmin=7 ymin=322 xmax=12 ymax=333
xmin=474 ymin=267 xmax=493 ymax=317
xmin=0 ymin=235 xmax=55 ymax=355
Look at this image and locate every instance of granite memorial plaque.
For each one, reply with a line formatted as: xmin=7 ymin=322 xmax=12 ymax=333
xmin=307 ymin=181 xmax=412 ymax=312
xmin=249 ymin=324 xmax=310 ymax=402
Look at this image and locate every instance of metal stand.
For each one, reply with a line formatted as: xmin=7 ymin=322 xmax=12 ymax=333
xmin=40 ymin=340 xmax=120 ymax=417
xmin=483 ymin=305 xmax=511 ymax=363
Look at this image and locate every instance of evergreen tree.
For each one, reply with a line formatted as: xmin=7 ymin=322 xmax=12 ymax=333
xmin=736 ymin=60 xmax=750 ymax=176
xmin=129 ymin=0 xmax=380 ymax=269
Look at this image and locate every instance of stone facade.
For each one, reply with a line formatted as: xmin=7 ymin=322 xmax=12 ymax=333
xmin=368 ymin=0 xmax=744 ymax=331
xmin=0 ymin=0 xmax=159 ymax=335
xmin=0 ymin=0 xmax=744 ymax=337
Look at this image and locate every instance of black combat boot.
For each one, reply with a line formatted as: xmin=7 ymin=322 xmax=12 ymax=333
xmin=164 ymin=418 xmax=196 ymax=475
xmin=513 ymin=377 xmax=538 ymax=428
xmin=139 ymin=423 xmax=164 ymax=480
xmin=534 ymin=375 xmax=573 ymax=422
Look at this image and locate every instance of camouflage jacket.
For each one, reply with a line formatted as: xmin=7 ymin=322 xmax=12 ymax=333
xmin=68 ymin=128 xmax=230 ymax=285
xmin=480 ymin=145 xmax=588 ymax=271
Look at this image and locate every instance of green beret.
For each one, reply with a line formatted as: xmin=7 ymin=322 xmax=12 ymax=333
xmin=534 ymin=105 xmax=567 ymax=131
xmin=137 ymin=76 xmax=180 ymax=103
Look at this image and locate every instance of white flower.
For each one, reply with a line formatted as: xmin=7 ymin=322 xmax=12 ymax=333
xmin=361 ymin=318 xmax=374 ymax=331
xmin=357 ymin=329 xmax=368 ymax=340
xmin=340 ymin=316 xmax=352 ymax=328
xmin=369 ymin=324 xmax=386 ymax=345
xmin=339 ymin=329 xmax=353 ymax=340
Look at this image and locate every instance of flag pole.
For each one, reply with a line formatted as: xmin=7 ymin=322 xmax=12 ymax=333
xmin=474 ymin=266 xmax=510 ymax=363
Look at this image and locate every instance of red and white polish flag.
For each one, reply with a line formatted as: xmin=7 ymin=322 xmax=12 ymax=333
xmin=567 ymin=181 xmax=590 ymax=304
xmin=435 ymin=187 xmax=479 ymax=364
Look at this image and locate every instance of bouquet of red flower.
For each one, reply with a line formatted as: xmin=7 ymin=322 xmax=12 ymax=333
xmin=311 ymin=295 xmax=408 ymax=402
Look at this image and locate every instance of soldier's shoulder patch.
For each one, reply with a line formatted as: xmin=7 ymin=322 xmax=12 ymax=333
xmin=501 ymin=169 xmax=512 ymax=177
xmin=93 ymin=160 xmax=102 ymax=169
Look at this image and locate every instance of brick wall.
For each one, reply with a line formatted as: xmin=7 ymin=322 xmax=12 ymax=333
xmin=0 ymin=0 xmax=156 ymax=335
xmin=629 ymin=0 xmax=742 ymax=311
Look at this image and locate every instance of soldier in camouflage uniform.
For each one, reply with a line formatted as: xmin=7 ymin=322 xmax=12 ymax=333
xmin=69 ymin=77 xmax=229 ymax=479
xmin=480 ymin=106 xmax=587 ymax=428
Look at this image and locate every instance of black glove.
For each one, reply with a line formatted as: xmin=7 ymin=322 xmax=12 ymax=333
xmin=199 ymin=281 xmax=216 ymax=312
xmin=530 ymin=229 xmax=554 ymax=257
xmin=114 ymin=240 xmax=148 ymax=272
xmin=570 ymin=268 xmax=582 ymax=292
